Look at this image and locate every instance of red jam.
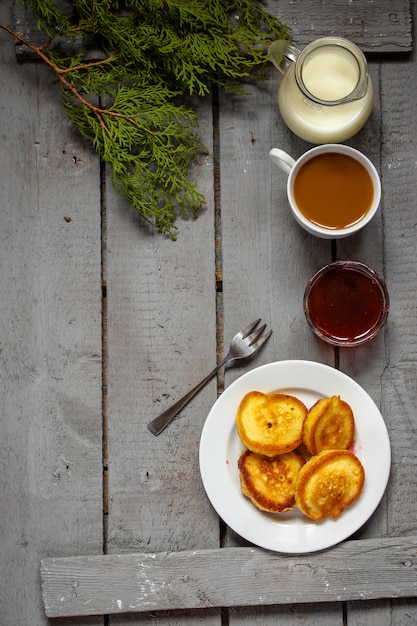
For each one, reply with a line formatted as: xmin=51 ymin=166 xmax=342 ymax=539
xmin=304 ymin=261 xmax=389 ymax=346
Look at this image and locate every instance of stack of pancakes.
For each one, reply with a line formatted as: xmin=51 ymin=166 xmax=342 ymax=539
xmin=237 ymin=392 xmax=365 ymax=520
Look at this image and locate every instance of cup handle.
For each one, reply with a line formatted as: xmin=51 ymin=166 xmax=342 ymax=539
xmin=268 ymin=40 xmax=300 ymax=75
xmin=269 ymin=148 xmax=296 ymax=175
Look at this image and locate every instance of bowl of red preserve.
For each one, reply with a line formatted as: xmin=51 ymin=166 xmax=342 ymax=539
xmin=304 ymin=261 xmax=389 ymax=347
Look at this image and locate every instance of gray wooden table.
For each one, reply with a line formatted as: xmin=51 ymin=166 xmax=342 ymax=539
xmin=1 ymin=0 xmax=416 ymax=624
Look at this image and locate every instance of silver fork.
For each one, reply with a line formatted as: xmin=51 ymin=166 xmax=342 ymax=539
xmin=147 ymin=319 xmax=272 ymax=436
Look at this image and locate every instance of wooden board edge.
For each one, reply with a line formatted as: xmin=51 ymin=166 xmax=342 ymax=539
xmin=41 ymin=535 xmax=417 ymax=617
xmin=12 ymin=2 xmax=413 ymax=60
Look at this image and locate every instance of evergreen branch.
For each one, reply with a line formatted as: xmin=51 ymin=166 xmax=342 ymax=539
xmin=0 ymin=23 xmax=132 ymax=134
xmin=1 ymin=20 xmax=205 ymax=237
xmin=2 ymin=1 xmax=290 ymax=237
xmin=58 ymin=55 xmax=118 ymax=74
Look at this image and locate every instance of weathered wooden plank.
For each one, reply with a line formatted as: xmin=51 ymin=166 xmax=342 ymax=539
xmin=320 ymin=59 xmax=395 ymax=626
xmin=228 ymin=602 xmax=343 ymax=626
xmin=216 ymin=27 xmax=333 ymax=626
xmin=346 ymin=30 xmax=417 ymax=626
xmin=272 ymin=0 xmax=413 ymax=53
xmin=330 ymin=9 xmax=417 ymax=624
xmin=104 ymin=89 xmax=217 ymax=536
xmin=375 ymin=34 xmax=417 ymax=542
xmin=0 ymin=1 xmax=104 ymax=625
xmin=103 ymin=92 xmax=219 ymax=626
xmin=12 ymin=0 xmax=413 ymax=60
xmin=216 ymin=47 xmax=333 ymax=626
xmin=41 ymin=537 xmax=417 ymax=617
xmin=215 ymin=7 xmax=415 ymax=626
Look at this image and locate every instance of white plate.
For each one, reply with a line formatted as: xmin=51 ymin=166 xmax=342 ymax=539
xmin=199 ymin=360 xmax=391 ymax=554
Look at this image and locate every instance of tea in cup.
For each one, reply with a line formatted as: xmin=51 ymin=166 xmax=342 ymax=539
xmin=269 ymin=144 xmax=381 ymax=238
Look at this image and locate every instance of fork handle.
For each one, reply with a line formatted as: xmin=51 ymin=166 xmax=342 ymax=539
xmin=147 ymin=360 xmax=227 ymax=436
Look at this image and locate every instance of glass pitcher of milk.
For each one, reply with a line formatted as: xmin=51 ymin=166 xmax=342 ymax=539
xmin=268 ymin=37 xmax=373 ymax=144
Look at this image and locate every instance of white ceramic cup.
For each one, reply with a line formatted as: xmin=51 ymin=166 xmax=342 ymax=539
xmin=269 ymin=144 xmax=381 ymax=238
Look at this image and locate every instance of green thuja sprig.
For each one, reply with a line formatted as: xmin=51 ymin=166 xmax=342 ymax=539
xmin=5 ymin=0 xmax=289 ymax=237
xmin=63 ymin=82 xmax=207 ymax=231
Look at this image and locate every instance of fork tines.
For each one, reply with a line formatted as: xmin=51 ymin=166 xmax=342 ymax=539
xmin=240 ymin=318 xmax=262 ymax=339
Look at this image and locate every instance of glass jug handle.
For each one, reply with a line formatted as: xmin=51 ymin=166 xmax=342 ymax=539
xmin=268 ymin=40 xmax=300 ymax=75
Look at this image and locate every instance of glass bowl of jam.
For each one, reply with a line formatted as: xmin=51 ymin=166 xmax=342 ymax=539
xmin=304 ymin=261 xmax=389 ymax=347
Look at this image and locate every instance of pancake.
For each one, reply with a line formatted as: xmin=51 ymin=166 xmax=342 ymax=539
xmin=303 ymin=395 xmax=355 ymax=455
xmin=295 ymin=449 xmax=365 ymax=521
xmin=238 ymin=449 xmax=305 ymax=513
xmin=236 ymin=391 xmax=307 ymax=456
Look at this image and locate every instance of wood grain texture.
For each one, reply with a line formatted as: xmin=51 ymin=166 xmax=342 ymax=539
xmin=335 ymin=22 xmax=417 ymax=626
xmin=1 ymin=0 xmax=417 ymax=624
xmin=102 ymin=95 xmax=220 ymax=626
xmin=214 ymin=49 xmax=332 ymax=626
xmin=214 ymin=4 xmax=416 ymax=625
xmin=104 ymin=90 xmax=217 ymax=546
xmin=13 ymin=0 xmax=413 ymax=59
xmin=41 ymin=536 xmax=417 ymax=617
xmin=345 ymin=34 xmax=417 ymax=626
xmin=0 ymin=2 xmax=103 ymax=625
xmin=271 ymin=0 xmax=413 ymax=52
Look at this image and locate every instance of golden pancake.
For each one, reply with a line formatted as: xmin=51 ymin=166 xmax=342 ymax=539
xmin=295 ymin=449 xmax=365 ymax=521
xmin=238 ymin=449 xmax=305 ymax=513
xmin=303 ymin=395 xmax=355 ymax=455
xmin=236 ymin=391 xmax=307 ymax=456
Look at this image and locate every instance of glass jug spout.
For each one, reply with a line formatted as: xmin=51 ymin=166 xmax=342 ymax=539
xmin=268 ymin=40 xmax=300 ymax=75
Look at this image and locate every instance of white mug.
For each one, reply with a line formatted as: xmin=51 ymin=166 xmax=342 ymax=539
xmin=269 ymin=144 xmax=381 ymax=238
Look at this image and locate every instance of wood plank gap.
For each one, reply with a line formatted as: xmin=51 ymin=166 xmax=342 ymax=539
xmin=331 ymin=239 xmax=340 ymax=370
xmin=212 ymin=82 xmax=230 ymax=623
xmin=213 ymin=84 xmax=225 ymax=394
xmin=221 ymin=606 xmax=230 ymax=626
xmin=100 ymin=152 xmax=109 ymax=556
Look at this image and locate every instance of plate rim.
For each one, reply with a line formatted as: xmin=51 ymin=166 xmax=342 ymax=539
xmin=199 ymin=359 xmax=391 ymax=554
